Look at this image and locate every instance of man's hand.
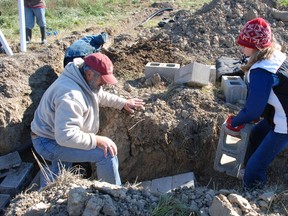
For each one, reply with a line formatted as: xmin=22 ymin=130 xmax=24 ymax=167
xmin=225 ymin=115 xmax=245 ymax=137
xmin=96 ymin=135 xmax=117 ymax=158
xmin=123 ymin=98 xmax=145 ymax=113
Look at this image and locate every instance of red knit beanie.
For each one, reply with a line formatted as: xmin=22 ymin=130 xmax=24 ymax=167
xmin=237 ymin=18 xmax=272 ymax=49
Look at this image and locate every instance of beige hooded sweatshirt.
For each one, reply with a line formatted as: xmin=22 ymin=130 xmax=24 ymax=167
xmin=31 ymin=58 xmax=126 ymax=150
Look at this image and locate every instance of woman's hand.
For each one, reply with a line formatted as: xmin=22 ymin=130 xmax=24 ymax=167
xmin=123 ymin=98 xmax=145 ymax=113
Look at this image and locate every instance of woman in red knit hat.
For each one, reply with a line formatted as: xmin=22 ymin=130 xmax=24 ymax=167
xmin=225 ymin=18 xmax=288 ymax=189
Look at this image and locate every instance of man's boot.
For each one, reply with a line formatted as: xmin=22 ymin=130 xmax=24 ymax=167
xmin=40 ymin=27 xmax=46 ymax=44
xmin=26 ymin=28 xmax=32 ymax=44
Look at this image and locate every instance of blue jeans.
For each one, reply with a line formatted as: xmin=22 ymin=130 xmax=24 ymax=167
xmin=25 ymin=7 xmax=46 ymax=29
xmin=32 ymin=136 xmax=121 ymax=187
xmin=244 ymin=119 xmax=288 ymax=189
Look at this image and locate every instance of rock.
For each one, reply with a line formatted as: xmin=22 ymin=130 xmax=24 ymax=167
xmin=82 ymin=196 xmax=103 ymax=216
xmin=209 ymin=194 xmax=240 ymax=216
xmin=271 ymin=9 xmax=288 ymax=22
xmin=23 ymin=202 xmax=50 ymax=216
xmin=67 ymin=187 xmax=88 ymax=216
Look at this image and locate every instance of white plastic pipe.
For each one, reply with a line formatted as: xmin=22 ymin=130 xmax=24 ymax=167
xmin=18 ymin=0 xmax=26 ymax=52
xmin=0 ymin=30 xmax=13 ymax=56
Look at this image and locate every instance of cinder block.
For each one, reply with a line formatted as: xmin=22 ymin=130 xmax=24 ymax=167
xmin=0 ymin=194 xmax=10 ymax=209
xmin=145 ymin=62 xmax=180 ymax=81
xmin=0 ymin=151 xmax=22 ymax=170
xmin=221 ymin=76 xmax=247 ymax=104
xmin=209 ymin=65 xmax=216 ymax=84
xmin=139 ymin=172 xmax=196 ymax=193
xmin=0 ymin=162 xmax=33 ymax=196
xmin=174 ymin=62 xmax=211 ymax=87
xmin=150 ymin=176 xmax=172 ymax=193
xmin=214 ymin=123 xmax=253 ymax=178
xmin=139 ymin=180 xmax=152 ymax=191
xmin=171 ymin=172 xmax=195 ymax=190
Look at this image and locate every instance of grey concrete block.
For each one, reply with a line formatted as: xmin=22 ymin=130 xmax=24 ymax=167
xmin=221 ymin=76 xmax=247 ymax=104
xmin=171 ymin=172 xmax=195 ymax=190
xmin=0 ymin=194 xmax=10 ymax=209
xmin=0 ymin=162 xmax=33 ymax=196
xmin=139 ymin=180 xmax=152 ymax=191
xmin=209 ymin=65 xmax=216 ymax=84
xmin=150 ymin=176 xmax=172 ymax=193
xmin=0 ymin=151 xmax=22 ymax=170
xmin=214 ymin=123 xmax=253 ymax=178
xmin=140 ymin=172 xmax=196 ymax=194
xmin=174 ymin=62 xmax=211 ymax=87
xmin=145 ymin=62 xmax=180 ymax=81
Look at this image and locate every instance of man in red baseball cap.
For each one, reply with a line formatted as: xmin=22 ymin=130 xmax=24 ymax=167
xmin=31 ymin=52 xmax=145 ymax=187
xmin=84 ymin=52 xmax=118 ymax=85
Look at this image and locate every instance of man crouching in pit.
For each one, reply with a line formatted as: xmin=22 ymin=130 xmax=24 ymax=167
xmin=31 ymin=52 xmax=145 ymax=187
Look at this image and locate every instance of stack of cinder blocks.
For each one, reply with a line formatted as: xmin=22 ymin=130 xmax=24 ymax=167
xmin=221 ymin=76 xmax=247 ymax=103
xmin=145 ymin=61 xmax=216 ymax=86
xmin=214 ymin=123 xmax=253 ymax=178
xmin=0 ymin=151 xmax=33 ymax=212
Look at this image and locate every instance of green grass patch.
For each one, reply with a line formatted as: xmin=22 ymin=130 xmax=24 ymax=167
xmin=0 ymin=0 xmax=286 ymax=43
xmin=151 ymin=194 xmax=198 ymax=216
xmin=5 ymin=0 xmax=287 ymax=43
xmin=279 ymin=0 xmax=288 ymax=5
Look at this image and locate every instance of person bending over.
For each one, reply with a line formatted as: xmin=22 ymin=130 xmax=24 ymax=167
xmin=63 ymin=32 xmax=108 ymax=67
xmin=225 ymin=18 xmax=288 ymax=189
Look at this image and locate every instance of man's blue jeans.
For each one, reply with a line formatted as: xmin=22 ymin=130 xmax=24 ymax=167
xmin=244 ymin=119 xmax=288 ymax=189
xmin=25 ymin=7 xmax=46 ymax=29
xmin=32 ymin=136 xmax=121 ymax=187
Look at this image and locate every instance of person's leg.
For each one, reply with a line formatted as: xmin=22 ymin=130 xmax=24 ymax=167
xmin=63 ymin=56 xmax=84 ymax=67
xmin=244 ymin=131 xmax=288 ymax=189
xmin=63 ymin=57 xmax=75 ymax=67
xmin=24 ymin=7 xmax=35 ymax=43
xmin=32 ymin=136 xmax=121 ymax=186
xmin=33 ymin=8 xmax=46 ymax=44
xmin=244 ymin=119 xmax=271 ymax=166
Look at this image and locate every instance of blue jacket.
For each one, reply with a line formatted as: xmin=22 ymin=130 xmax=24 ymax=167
xmin=232 ymin=50 xmax=288 ymax=134
xmin=64 ymin=32 xmax=108 ymax=58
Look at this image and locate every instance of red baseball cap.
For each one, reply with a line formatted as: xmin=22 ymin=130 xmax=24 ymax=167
xmin=84 ymin=53 xmax=117 ymax=84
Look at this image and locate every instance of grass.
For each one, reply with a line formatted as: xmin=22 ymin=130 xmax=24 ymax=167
xmin=279 ymin=0 xmax=288 ymax=4
xmin=1 ymin=0 xmax=287 ymax=43
xmin=1 ymin=0 xmax=211 ymax=43
xmin=151 ymin=194 xmax=198 ymax=216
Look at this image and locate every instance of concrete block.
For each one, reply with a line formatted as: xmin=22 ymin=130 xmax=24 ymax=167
xmin=174 ymin=62 xmax=211 ymax=87
xmin=140 ymin=172 xmax=196 ymax=193
xmin=209 ymin=65 xmax=216 ymax=84
xmin=171 ymin=172 xmax=195 ymax=190
xmin=0 ymin=168 xmax=16 ymax=179
xmin=139 ymin=180 xmax=152 ymax=191
xmin=221 ymin=76 xmax=247 ymax=104
xmin=150 ymin=176 xmax=172 ymax=193
xmin=0 ymin=162 xmax=33 ymax=196
xmin=0 ymin=151 xmax=22 ymax=170
xmin=0 ymin=194 xmax=10 ymax=209
xmin=145 ymin=62 xmax=180 ymax=81
xmin=214 ymin=123 xmax=253 ymax=178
